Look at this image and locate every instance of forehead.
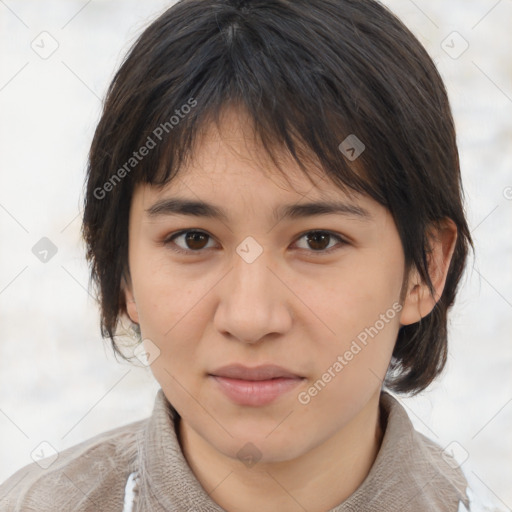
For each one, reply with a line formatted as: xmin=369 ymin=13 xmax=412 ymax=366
xmin=147 ymin=105 xmax=361 ymax=199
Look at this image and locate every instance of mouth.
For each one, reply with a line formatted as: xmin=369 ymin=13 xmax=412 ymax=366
xmin=208 ymin=364 xmax=305 ymax=407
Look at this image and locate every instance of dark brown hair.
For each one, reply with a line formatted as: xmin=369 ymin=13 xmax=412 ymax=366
xmin=82 ymin=0 xmax=474 ymax=395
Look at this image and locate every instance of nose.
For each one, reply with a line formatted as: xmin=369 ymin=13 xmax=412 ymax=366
xmin=213 ymin=246 xmax=293 ymax=345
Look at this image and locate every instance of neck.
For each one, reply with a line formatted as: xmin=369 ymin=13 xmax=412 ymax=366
xmin=178 ymin=390 xmax=385 ymax=512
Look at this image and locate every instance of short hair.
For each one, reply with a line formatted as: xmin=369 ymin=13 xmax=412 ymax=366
xmin=82 ymin=0 xmax=474 ymax=395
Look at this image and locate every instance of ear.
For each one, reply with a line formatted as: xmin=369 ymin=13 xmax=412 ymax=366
xmin=122 ymin=273 xmax=139 ymax=325
xmin=399 ymin=218 xmax=458 ymax=326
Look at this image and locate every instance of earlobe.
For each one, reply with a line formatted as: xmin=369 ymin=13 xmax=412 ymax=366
xmin=399 ymin=219 xmax=457 ymax=326
xmin=399 ymin=277 xmax=435 ymax=326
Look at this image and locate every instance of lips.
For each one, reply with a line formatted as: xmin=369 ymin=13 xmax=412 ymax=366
xmin=208 ymin=364 xmax=305 ymax=406
xmin=209 ymin=364 xmax=303 ymax=381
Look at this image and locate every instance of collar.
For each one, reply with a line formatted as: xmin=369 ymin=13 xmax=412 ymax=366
xmin=133 ymin=389 xmax=468 ymax=511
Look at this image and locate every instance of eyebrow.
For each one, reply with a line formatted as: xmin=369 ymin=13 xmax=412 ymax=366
xmin=145 ymin=197 xmax=372 ymax=223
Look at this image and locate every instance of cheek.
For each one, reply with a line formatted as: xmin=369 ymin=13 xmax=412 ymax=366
xmin=293 ymin=255 xmax=403 ymax=399
xmin=130 ymin=250 xmax=215 ymax=373
xmin=301 ymin=251 xmax=403 ymax=344
xmin=131 ymin=248 xmax=189 ymax=332
xmin=134 ymin=265 xmax=206 ymax=404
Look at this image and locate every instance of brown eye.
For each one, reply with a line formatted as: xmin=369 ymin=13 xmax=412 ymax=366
xmin=294 ymin=230 xmax=347 ymax=255
xmin=183 ymin=231 xmax=209 ymax=250
xmin=165 ymin=230 xmax=215 ymax=254
xmin=306 ymin=232 xmax=330 ymax=251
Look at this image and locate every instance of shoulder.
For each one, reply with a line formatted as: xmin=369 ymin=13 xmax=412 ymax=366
xmin=379 ymin=393 xmax=506 ymax=512
xmin=0 ymin=418 xmax=146 ymax=512
xmin=378 ymin=392 xmax=469 ymax=510
xmin=405 ymin=420 xmax=506 ymax=511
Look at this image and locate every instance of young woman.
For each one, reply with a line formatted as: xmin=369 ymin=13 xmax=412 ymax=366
xmin=1 ymin=1 xmax=493 ymax=510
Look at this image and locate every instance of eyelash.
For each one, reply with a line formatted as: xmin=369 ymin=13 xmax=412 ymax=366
xmin=163 ymin=229 xmax=348 ymax=257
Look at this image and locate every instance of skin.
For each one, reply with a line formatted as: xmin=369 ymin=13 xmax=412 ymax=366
xmin=123 ymin=106 xmax=457 ymax=512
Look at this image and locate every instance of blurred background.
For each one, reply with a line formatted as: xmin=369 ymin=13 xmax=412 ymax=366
xmin=1 ymin=0 xmax=511 ymax=507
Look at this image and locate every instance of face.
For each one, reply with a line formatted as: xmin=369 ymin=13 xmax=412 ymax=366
xmin=124 ymin=106 xmax=409 ymax=464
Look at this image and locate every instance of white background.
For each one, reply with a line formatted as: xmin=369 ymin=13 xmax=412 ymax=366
xmin=1 ymin=0 xmax=511 ymax=508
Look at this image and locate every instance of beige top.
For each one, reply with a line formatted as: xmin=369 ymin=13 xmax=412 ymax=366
xmin=0 ymin=389 xmax=469 ymax=511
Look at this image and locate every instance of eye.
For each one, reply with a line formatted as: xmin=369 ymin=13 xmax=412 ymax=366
xmin=293 ymin=230 xmax=348 ymax=255
xmin=164 ymin=230 xmax=216 ymax=255
xmin=164 ymin=229 xmax=347 ymax=256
